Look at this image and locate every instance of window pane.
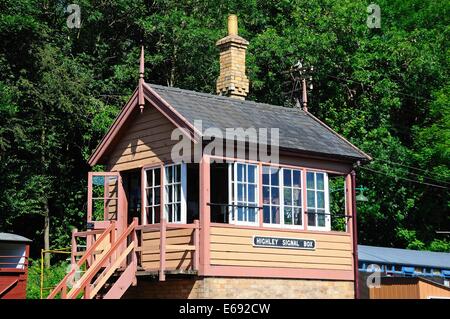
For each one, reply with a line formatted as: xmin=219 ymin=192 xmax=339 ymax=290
xmin=154 ymin=187 xmax=160 ymax=205
xmin=154 ymin=206 xmax=160 ymax=223
xmin=283 ymin=169 xmax=292 ymax=186
xmin=263 ymin=186 xmax=270 ymax=204
xmin=316 ymin=173 xmax=324 ymax=190
xmin=317 ymin=210 xmax=325 ymax=227
xmin=175 ymin=165 xmax=181 ymax=182
xmin=293 ymin=189 xmax=301 ymax=207
xmin=307 ymin=190 xmax=315 ymax=208
xmin=271 ymin=206 xmax=280 ymax=224
xmin=154 ymin=168 xmax=160 ymax=186
xmin=145 ymin=207 xmax=152 ymax=224
xmin=263 ymin=206 xmax=270 ymax=223
xmin=271 ymin=168 xmax=279 ymax=185
xmin=175 ymin=203 xmax=181 ymax=222
xmin=248 ymin=208 xmax=256 ymax=222
xmin=271 ymin=187 xmax=279 ymax=205
xmin=237 ymin=183 xmax=244 ymax=201
xmin=308 ymin=211 xmax=316 ymax=226
xmin=293 ymin=170 xmax=301 ymax=187
xmin=146 ymin=171 xmax=153 ymax=188
xmin=307 ymin=172 xmax=315 ymax=189
xmin=284 ymin=207 xmax=292 ymax=225
xmin=237 ymin=163 xmax=245 ymax=182
xmin=284 ymin=188 xmax=292 ymax=205
xmin=293 ymin=208 xmax=302 ymax=225
xmin=248 ymin=165 xmax=256 ymax=183
xmin=167 ymin=204 xmax=172 ymax=222
xmin=262 ymin=166 xmax=270 ymax=185
xmin=176 ymin=184 xmax=181 ymax=203
xmin=237 ymin=207 xmax=245 ymax=221
xmin=167 ymin=185 xmax=173 ymax=202
xmin=248 ymin=184 xmax=256 ymax=202
xmin=317 ymin=191 xmax=325 ymax=208
xmin=146 ymin=189 xmax=153 ymax=206
xmin=166 ymin=166 xmax=172 ymax=183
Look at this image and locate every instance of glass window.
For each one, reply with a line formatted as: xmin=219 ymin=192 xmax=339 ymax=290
xmin=262 ymin=166 xmax=281 ymax=225
xmin=282 ymin=168 xmax=302 ymax=226
xmin=144 ymin=167 xmax=161 ymax=224
xmin=229 ymin=162 xmax=259 ymax=224
xmin=164 ymin=164 xmax=186 ymax=223
xmin=306 ymin=171 xmax=330 ymax=230
xmin=262 ymin=167 xmax=302 ymax=227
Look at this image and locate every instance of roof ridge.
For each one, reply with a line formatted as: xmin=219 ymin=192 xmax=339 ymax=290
xmin=148 ymin=83 xmax=306 ymax=114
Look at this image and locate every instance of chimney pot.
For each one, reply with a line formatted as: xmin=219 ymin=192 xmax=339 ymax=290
xmin=228 ymin=15 xmax=238 ymax=36
xmin=216 ymin=15 xmax=249 ymax=99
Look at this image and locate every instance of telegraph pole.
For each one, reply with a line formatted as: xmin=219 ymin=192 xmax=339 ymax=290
xmin=282 ymin=60 xmax=314 ymax=112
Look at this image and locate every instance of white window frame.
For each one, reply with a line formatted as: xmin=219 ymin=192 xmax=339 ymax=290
xmin=143 ymin=166 xmax=161 ymax=224
xmin=306 ymin=171 xmax=331 ymax=231
xmin=164 ymin=163 xmax=187 ymax=224
xmin=262 ymin=166 xmax=281 ymax=227
xmin=262 ymin=167 xmax=303 ymax=229
xmin=281 ymin=168 xmax=303 ymax=229
xmin=228 ymin=162 xmax=259 ymax=226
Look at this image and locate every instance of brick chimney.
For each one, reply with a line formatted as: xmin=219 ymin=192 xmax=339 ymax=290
xmin=216 ymin=15 xmax=249 ymax=100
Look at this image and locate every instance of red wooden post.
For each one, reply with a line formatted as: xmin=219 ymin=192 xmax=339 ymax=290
xmin=131 ymin=218 xmax=138 ymax=285
xmin=351 ymin=170 xmax=360 ymax=299
xmin=62 ymin=284 xmax=67 ymax=299
xmin=87 ymin=173 xmax=93 ymax=222
xmin=193 ymin=219 xmax=200 ymax=271
xmin=345 ymin=174 xmax=353 ymax=234
xmin=199 ymin=154 xmax=211 ymax=275
xmin=159 ymin=218 xmax=166 ymax=281
xmin=84 ymin=284 xmax=91 ymax=299
xmin=103 ymin=176 xmax=108 ymax=221
xmin=141 ymin=167 xmax=146 ymax=225
xmin=110 ymin=221 xmax=116 ymax=266
xmin=71 ymin=228 xmax=77 ymax=266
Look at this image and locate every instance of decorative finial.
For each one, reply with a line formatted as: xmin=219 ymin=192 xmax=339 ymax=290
xmin=138 ymin=46 xmax=145 ymax=112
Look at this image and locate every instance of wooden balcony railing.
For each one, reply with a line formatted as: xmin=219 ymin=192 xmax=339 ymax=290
xmin=135 ymin=219 xmax=200 ymax=281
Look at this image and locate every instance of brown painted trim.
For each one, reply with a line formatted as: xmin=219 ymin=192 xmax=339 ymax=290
xmin=351 ymin=170 xmax=359 ymax=299
xmin=209 ymin=222 xmax=351 ymax=237
xmin=88 ymin=83 xmax=200 ymax=167
xmin=205 ymin=265 xmax=354 ymax=281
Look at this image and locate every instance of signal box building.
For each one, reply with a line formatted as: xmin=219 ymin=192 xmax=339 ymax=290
xmin=49 ymin=15 xmax=370 ymax=299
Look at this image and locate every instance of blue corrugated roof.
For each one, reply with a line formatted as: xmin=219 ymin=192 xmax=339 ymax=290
xmin=358 ymin=245 xmax=450 ymax=269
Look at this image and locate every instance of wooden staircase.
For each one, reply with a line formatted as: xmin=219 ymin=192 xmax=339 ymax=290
xmin=47 ymin=219 xmax=138 ymax=299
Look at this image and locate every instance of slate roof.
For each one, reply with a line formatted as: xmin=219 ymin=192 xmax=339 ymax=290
xmin=358 ymin=245 xmax=450 ymax=270
xmin=150 ymin=84 xmax=370 ymax=161
xmin=0 ymin=233 xmax=32 ymax=243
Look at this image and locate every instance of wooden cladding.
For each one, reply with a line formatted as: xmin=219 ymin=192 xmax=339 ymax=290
xmin=141 ymin=228 xmax=194 ymax=271
xmin=210 ymin=226 xmax=353 ymax=271
xmin=107 ymin=106 xmax=177 ymax=171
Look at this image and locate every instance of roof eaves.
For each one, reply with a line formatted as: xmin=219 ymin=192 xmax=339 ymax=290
xmin=304 ymin=111 xmax=372 ymax=162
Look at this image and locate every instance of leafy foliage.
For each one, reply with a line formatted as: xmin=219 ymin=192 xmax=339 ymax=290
xmin=0 ymin=0 xmax=448 ymax=256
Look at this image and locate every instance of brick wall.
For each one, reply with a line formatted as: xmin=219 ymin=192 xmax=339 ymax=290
xmin=123 ymin=276 xmax=354 ymax=299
